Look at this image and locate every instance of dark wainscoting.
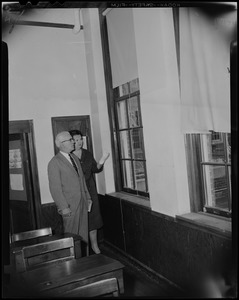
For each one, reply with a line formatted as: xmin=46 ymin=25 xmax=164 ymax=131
xmin=41 ymin=202 xmax=104 ymax=245
xmin=99 ymin=194 xmax=232 ymax=290
xmin=41 ymin=203 xmax=63 ymax=235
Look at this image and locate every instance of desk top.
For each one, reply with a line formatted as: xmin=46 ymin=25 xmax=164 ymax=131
xmin=11 ymin=254 xmax=124 ymax=296
xmin=11 ymin=232 xmax=83 ymax=253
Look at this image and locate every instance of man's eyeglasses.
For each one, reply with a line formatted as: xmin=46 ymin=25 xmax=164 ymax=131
xmin=61 ymin=138 xmax=74 ymax=143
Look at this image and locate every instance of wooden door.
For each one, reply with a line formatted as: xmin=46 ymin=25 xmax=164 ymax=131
xmin=51 ymin=115 xmax=93 ymax=154
xmin=9 ymin=121 xmax=41 ymax=234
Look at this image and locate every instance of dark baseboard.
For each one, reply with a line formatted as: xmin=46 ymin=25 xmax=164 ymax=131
xmin=100 ymin=240 xmax=183 ymax=295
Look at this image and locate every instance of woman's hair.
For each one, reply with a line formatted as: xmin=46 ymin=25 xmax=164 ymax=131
xmin=69 ymin=129 xmax=83 ymax=137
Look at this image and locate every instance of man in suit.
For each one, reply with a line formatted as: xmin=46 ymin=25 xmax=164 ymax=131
xmin=47 ymin=131 xmax=91 ymax=244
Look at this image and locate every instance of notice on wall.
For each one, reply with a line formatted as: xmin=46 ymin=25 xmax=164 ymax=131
xmin=10 ymin=174 xmax=24 ymax=191
xmin=9 ymin=149 xmax=22 ymax=169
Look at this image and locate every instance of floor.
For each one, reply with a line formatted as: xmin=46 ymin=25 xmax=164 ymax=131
xmin=98 ymin=243 xmax=185 ymax=298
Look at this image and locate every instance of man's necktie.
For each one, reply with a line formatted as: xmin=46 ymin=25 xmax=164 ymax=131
xmin=69 ymin=154 xmax=79 ymax=175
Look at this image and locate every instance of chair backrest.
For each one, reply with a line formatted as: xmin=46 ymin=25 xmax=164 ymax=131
xmin=62 ymin=278 xmax=119 ymax=298
xmin=16 ymin=237 xmax=75 ymax=272
xmin=11 ymin=227 xmax=52 ymax=243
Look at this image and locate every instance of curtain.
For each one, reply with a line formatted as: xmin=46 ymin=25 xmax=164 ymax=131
xmin=106 ymin=8 xmax=138 ymax=88
xmin=179 ymin=8 xmax=231 ymax=133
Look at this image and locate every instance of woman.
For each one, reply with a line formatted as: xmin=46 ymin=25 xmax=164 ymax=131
xmin=69 ymin=130 xmax=109 ymax=254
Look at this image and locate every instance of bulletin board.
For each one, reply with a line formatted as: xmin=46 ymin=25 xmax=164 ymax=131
xmin=9 ymin=139 xmax=27 ymax=201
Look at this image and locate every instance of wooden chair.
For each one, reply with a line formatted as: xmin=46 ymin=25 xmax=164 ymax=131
xmin=15 ymin=237 xmax=75 ymax=272
xmin=11 ymin=227 xmax=52 ymax=243
xmin=61 ymin=278 xmax=119 ymax=298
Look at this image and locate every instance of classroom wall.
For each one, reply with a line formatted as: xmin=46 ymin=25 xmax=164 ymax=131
xmin=3 ymin=9 xmax=92 ymax=204
xmin=4 ymin=7 xmax=234 ymax=219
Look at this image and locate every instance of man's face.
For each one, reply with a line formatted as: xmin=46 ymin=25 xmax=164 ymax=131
xmin=59 ymin=133 xmax=75 ymax=153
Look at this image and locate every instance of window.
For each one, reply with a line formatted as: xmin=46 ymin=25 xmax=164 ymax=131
xmin=113 ymin=78 xmax=149 ymax=197
xmin=100 ymin=9 xmax=149 ymax=198
xmin=185 ymin=132 xmax=231 ymax=218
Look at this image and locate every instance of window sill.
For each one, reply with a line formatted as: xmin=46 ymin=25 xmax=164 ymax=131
xmin=107 ymin=192 xmax=151 ymax=209
xmin=176 ymin=212 xmax=231 ymax=239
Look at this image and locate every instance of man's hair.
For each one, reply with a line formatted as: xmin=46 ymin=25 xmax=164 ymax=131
xmin=55 ymin=131 xmax=69 ymax=148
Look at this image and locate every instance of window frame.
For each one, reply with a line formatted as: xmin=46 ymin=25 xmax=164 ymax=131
xmin=113 ymin=80 xmax=149 ymax=197
xmin=185 ymin=133 xmax=231 ymax=218
xmin=99 ymin=9 xmax=149 ymax=198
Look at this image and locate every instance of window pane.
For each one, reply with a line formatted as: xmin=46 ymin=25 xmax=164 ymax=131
xmin=201 ymin=133 xmax=225 ymax=163
xmin=113 ymin=87 xmax=120 ymax=98
xmin=228 ymin=166 xmax=231 ymax=209
xmin=226 ymin=133 xmax=231 ymax=163
xmin=131 ymin=128 xmax=144 ymax=159
xmin=128 ymin=96 xmax=140 ymax=128
xmin=119 ymin=131 xmax=131 ymax=158
xmin=203 ymin=165 xmax=230 ymax=210
xmin=129 ymin=78 xmax=139 ymax=93
xmin=119 ymin=83 xmax=129 ymax=96
xmin=134 ymin=161 xmax=146 ymax=192
xmin=122 ymin=160 xmax=134 ymax=189
xmin=117 ymin=101 xmax=128 ymax=129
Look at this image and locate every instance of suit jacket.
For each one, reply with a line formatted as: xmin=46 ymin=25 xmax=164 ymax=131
xmin=47 ymin=152 xmax=90 ymax=243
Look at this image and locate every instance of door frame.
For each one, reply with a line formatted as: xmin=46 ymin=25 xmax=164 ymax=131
xmin=9 ymin=120 xmax=42 ymax=229
xmin=51 ymin=115 xmax=93 ymax=155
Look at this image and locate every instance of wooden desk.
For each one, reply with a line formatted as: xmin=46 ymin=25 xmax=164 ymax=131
xmin=10 ymin=254 xmax=124 ymax=297
xmin=10 ymin=233 xmax=83 ymax=272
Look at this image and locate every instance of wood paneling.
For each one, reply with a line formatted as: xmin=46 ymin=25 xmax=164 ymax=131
xmin=41 ymin=203 xmax=63 ymax=235
xmin=99 ymin=195 xmax=125 ymax=251
xmin=99 ymin=194 xmax=232 ymax=290
xmin=10 ymin=201 xmax=32 ymax=233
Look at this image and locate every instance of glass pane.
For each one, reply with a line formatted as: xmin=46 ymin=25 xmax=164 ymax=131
xmin=203 ymin=165 xmax=230 ymax=210
xmin=113 ymin=87 xmax=120 ymax=98
xmin=131 ymin=128 xmax=144 ymax=159
xmin=226 ymin=133 xmax=231 ymax=163
xmin=128 ymin=96 xmax=140 ymax=128
xmin=119 ymin=83 xmax=129 ymax=96
xmin=134 ymin=161 xmax=146 ymax=192
xmin=122 ymin=160 xmax=134 ymax=189
xmin=228 ymin=166 xmax=231 ymax=209
xmin=119 ymin=131 xmax=131 ymax=159
xmin=130 ymin=78 xmax=139 ymax=93
xmin=201 ymin=132 xmax=225 ymax=163
xmin=117 ymin=101 xmax=128 ymax=129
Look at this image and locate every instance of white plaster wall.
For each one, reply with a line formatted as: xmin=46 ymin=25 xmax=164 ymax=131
xmin=133 ymin=8 xmax=190 ymax=216
xmin=3 ymin=9 xmax=91 ymax=204
xmin=81 ymin=8 xmax=115 ymax=194
xmin=4 ymin=7 xmax=191 ymax=215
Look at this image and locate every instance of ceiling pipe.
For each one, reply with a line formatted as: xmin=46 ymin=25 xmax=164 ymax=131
xmin=72 ymin=9 xmax=83 ymax=34
xmin=9 ymin=20 xmax=75 ymax=29
xmin=5 ymin=9 xmax=83 ymax=33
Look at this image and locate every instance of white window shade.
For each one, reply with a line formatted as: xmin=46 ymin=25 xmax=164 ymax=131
xmin=106 ymin=8 xmax=138 ymax=88
xmin=180 ymin=8 xmax=232 ymax=133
